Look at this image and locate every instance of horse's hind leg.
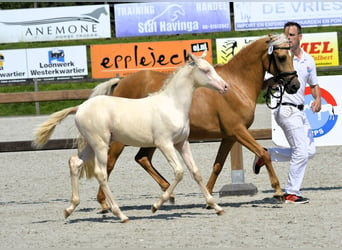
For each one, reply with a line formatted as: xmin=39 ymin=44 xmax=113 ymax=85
xmin=97 ymin=141 xmax=125 ymax=213
xmin=177 ymin=141 xmax=224 ymax=215
xmin=135 ymin=147 xmax=175 ymax=203
xmin=206 ymin=139 xmax=233 ymax=194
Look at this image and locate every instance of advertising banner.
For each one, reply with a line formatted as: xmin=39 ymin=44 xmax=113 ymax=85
xmin=114 ymin=2 xmax=231 ymax=37
xmin=90 ymin=39 xmax=212 ymax=79
xmin=215 ymin=32 xmax=339 ymax=67
xmin=0 ymin=5 xmax=111 ymax=43
xmin=272 ymin=75 xmax=342 ymax=146
xmin=0 ymin=46 xmax=88 ymax=83
xmin=234 ymin=2 xmax=342 ymax=31
xmin=0 ymin=49 xmax=28 ymax=82
xmin=26 ymin=46 xmax=88 ymax=80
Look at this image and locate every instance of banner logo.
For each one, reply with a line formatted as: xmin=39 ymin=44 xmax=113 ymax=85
xmin=304 ymin=87 xmax=338 ymax=138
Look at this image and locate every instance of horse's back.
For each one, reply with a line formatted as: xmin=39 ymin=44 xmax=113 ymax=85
xmin=113 ymin=70 xmax=168 ymax=98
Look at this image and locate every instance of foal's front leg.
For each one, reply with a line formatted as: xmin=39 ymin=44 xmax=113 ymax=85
xmin=151 ymin=143 xmax=184 ymax=213
xmin=93 ymin=148 xmax=129 ymax=223
xmin=176 ymin=141 xmax=224 ymax=215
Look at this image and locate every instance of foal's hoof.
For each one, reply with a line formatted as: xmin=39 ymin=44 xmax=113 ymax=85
xmin=216 ymin=210 xmax=225 ymax=216
xmin=121 ymin=218 xmax=130 ymax=223
xmin=169 ymin=195 xmax=175 ymax=204
xmin=273 ymin=194 xmax=285 ymax=203
xmin=64 ymin=209 xmax=71 ymax=219
xmin=151 ymin=204 xmax=158 ymax=213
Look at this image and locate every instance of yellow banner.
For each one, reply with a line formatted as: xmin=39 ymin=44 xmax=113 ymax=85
xmin=216 ymin=32 xmax=339 ymax=67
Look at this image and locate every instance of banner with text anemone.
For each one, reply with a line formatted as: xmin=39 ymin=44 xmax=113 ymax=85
xmin=114 ymin=2 xmax=231 ymax=38
xmin=27 ymin=46 xmax=88 ymax=80
xmin=0 ymin=5 xmax=111 ymax=43
xmin=234 ymin=2 xmax=342 ymax=31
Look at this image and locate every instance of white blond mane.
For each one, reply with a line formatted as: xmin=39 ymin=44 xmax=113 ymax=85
xmin=267 ymin=33 xmax=289 ymax=47
xmin=148 ymin=63 xmax=192 ymax=96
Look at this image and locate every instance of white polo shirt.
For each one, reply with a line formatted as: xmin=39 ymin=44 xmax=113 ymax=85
xmin=281 ymin=48 xmax=319 ymax=105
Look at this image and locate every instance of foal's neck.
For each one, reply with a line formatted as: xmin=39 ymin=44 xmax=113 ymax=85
xmin=162 ymin=65 xmax=195 ymax=109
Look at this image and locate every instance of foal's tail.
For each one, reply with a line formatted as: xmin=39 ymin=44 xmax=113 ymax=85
xmin=89 ymin=78 xmax=120 ymax=98
xmin=32 ymin=106 xmax=78 ymax=149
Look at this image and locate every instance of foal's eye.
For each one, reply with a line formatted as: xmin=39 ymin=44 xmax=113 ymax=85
xmin=201 ymin=68 xmax=210 ymax=74
xmin=277 ymin=55 xmax=287 ymax=63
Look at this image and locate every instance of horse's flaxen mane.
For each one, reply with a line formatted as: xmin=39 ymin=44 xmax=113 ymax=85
xmin=267 ymin=33 xmax=289 ymax=47
xmin=225 ymin=33 xmax=288 ymax=66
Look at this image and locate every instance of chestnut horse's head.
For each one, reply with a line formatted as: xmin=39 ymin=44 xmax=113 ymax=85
xmin=264 ymin=34 xmax=300 ymax=94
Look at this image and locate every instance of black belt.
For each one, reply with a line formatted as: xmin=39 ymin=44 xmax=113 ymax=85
xmin=281 ymin=102 xmax=304 ymax=111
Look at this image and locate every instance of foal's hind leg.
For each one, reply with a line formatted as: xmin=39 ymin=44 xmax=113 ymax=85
xmin=177 ymin=141 xmax=224 ymax=215
xmin=65 ymin=144 xmax=95 ymax=218
xmin=64 ymin=155 xmax=84 ymax=218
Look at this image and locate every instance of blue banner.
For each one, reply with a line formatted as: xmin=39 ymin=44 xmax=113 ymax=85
xmin=114 ymin=2 xmax=231 ymax=37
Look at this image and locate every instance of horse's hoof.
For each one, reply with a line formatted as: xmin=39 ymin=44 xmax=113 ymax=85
xmin=216 ymin=210 xmax=225 ymax=216
xmin=151 ymin=204 xmax=158 ymax=213
xmin=169 ymin=195 xmax=175 ymax=204
xmin=273 ymin=195 xmax=285 ymax=203
xmin=99 ymin=208 xmax=110 ymax=214
xmin=205 ymin=204 xmax=213 ymax=210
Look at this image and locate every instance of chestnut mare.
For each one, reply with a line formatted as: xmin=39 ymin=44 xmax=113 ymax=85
xmin=96 ymin=34 xmax=300 ymax=212
xmin=33 ymin=52 xmax=228 ymax=222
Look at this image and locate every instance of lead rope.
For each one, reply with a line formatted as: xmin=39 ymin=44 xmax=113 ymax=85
xmin=264 ymin=79 xmax=285 ymax=110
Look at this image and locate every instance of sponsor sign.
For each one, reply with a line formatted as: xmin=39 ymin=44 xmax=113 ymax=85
xmin=90 ymin=39 xmax=212 ymax=79
xmin=114 ymin=2 xmax=231 ymax=37
xmin=234 ymin=2 xmax=342 ymax=30
xmin=300 ymin=32 xmax=339 ymax=67
xmin=26 ymin=46 xmax=88 ymax=80
xmin=215 ymin=32 xmax=339 ymax=67
xmin=272 ymin=75 xmax=342 ymax=146
xmin=0 ymin=46 xmax=88 ymax=83
xmin=0 ymin=5 xmax=111 ymax=43
xmin=0 ymin=49 xmax=28 ymax=82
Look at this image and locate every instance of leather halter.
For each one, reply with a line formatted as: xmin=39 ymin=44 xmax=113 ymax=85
xmin=264 ymin=46 xmax=298 ymax=109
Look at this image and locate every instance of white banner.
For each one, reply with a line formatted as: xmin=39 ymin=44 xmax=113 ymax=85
xmin=27 ymin=46 xmax=88 ymax=79
xmin=272 ymin=75 xmax=342 ymax=147
xmin=0 ymin=5 xmax=111 ymax=43
xmin=0 ymin=49 xmax=28 ymax=81
xmin=234 ymin=2 xmax=342 ymax=30
xmin=0 ymin=46 xmax=88 ymax=83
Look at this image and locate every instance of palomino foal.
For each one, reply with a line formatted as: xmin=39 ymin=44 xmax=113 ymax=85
xmin=33 ymin=52 xmax=228 ymax=223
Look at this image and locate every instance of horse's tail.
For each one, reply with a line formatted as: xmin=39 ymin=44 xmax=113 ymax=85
xmin=89 ymin=78 xmax=120 ymax=98
xmin=32 ymin=106 xmax=78 ymax=149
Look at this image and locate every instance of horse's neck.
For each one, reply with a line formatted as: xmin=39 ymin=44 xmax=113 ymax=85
xmin=225 ymin=41 xmax=266 ymax=101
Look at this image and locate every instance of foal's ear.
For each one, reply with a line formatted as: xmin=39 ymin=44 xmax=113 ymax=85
xmin=200 ymin=50 xmax=207 ymax=59
xmin=187 ymin=52 xmax=197 ymax=66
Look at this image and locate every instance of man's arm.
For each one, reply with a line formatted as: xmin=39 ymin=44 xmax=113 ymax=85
xmin=310 ymin=84 xmax=321 ymax=112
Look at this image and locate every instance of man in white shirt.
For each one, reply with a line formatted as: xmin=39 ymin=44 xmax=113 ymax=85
xmin=253 ymin=22 xmax=322 ymax=204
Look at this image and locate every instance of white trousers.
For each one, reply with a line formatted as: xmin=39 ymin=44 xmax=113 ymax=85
xmin=268 ymin=105 xmax=316 ymax=196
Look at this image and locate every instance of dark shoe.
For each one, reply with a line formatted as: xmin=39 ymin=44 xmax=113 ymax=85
xmin=252 ymin=150 xmax=266 ymax=174
xmin=284 ymin=194 xmax=309 ymax=204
